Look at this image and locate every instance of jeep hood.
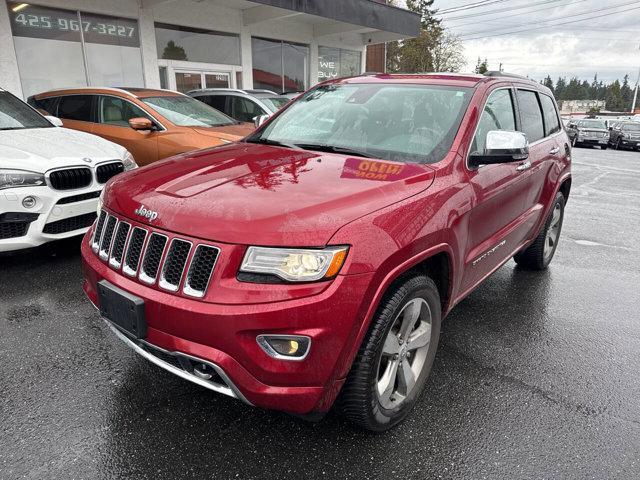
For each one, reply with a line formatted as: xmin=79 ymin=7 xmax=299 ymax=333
xmin=105 ymin=143 xmax=435 ymax=246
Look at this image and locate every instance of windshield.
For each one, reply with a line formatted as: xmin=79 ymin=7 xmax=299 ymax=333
xmin=142 ymin=95 xmax=236 ymax=127
xmin=259 ymin=96 xmax=290 ymax=112
xmin=622 ymin=123 xmax=640 ymax=132
xmin=578 ymin=120 xmax=606 ymax=129
xmin=249 ymin=83 xmax=472 ymax=164
xmin=0 ymin=91 xmax=52 ymax=131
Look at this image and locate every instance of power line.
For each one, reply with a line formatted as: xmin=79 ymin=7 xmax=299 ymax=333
xmin=439 ymin=0 xmax=511 ymax=15
xmin=443 ymin=0 xmax=571 ymax=21
xmin=445 ymin=0 xmax=588 ymax=27
xmin=459 ymin=2 xmax=640 ymax=40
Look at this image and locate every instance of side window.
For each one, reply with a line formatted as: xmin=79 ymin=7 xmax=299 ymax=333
xmin=540 ymin=94 xmax=561 ymax=136
xmin=201 ymin=95 xmax=227 ymax=114
xmin=99 ymin=96 xmax=150 ymax=127
xmin=28 ymin=97 xmax=58 ymax=116
xmin=472 ymin=89 xmax=517 ymax=155
xmin=57 ymin=95 xmax=94 ymax=122
xmin=516 ymin=90 xmax=545 ymax=143
xmin=231 ymin=97 xmax=263 ymax=122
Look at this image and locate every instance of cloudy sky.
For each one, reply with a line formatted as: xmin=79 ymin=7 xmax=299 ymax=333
xmin=401 ymin=0 xmax=640 ymax=84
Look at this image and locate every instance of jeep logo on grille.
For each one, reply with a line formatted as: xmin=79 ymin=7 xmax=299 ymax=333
xmin=135 ymin=205 xmax=158 ymax=222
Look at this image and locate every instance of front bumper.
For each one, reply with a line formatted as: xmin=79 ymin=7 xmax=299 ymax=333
xmin=0 ymin=186 xmax=100 ymax=252
xmin=577 ymin=136 xmax=608 ymax=145
xmin=81 ymin=234 xmax=373 ymax=414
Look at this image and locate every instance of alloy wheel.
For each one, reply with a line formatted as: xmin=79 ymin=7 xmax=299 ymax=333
xmin=544 ymin=203 xmax=563 ymax=261
xmin=376 ymin=298 xmax=432 ymax=409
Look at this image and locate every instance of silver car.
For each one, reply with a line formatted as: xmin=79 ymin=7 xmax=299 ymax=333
xmin=188 ymin=88 xmax=290 ymax=123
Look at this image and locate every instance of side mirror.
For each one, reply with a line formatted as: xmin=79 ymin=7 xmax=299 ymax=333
xmin=253 ymin=114 xmax=270 ymax=129
xmin=45 ymin=115 xmax=63 ymax=127
xmin=469 ymin=130 xmax=529 ymax=168
xmin=129 ymin=117 xmax=153 ymax=131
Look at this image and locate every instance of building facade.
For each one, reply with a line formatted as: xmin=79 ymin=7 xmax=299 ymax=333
xmin=559 ymin=99 xmax=607 ymax=114
xmin=0 ymin=0 xmax=419 ymax=100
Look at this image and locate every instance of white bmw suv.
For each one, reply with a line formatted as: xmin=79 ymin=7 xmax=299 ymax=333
xmin=0 ymin=88 xmax=137 ymax=252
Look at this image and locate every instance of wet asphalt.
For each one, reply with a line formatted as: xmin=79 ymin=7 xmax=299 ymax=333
xmin=1 ymin=147 xmax=639 ymax=480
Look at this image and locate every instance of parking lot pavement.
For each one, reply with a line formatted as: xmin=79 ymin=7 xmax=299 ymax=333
xmin=1 ymin=147 xmax=639 ymax=480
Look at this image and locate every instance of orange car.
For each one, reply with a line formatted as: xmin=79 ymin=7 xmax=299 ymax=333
xmin=28 ymin=88 xmax=255 ymax=166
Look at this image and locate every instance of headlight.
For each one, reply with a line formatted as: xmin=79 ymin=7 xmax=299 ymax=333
xmin=240 ymin=246 xmax=348 ymax=282
xmin=0 ymin=169 xmax=45 ymax=190
xmin=122 ymin=150 xmax=138 ymax=171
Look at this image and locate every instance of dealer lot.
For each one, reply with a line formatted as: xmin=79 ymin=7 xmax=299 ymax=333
xmin=1 ymin=147 xmax=639 ymax=479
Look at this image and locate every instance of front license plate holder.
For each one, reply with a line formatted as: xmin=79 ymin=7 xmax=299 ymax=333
xmin=98 ymin=280 xmax=146 ymax=339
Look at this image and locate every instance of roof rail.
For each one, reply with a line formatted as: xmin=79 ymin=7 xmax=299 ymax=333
xmin=484 ymin=71 xmax=530 ymax=80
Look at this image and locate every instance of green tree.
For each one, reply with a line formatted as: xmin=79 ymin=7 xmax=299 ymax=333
xmin=555 ymin=77 xmax=567 ymax=100
xmin=542 ymin=75 xmax=554 ymax=93
xmin=605 ymin=80 xmax=623 ymax=111
xmin=621 ymin=75 xmax=633 ymax=110
xmin=474 ymin=57 xmax=489 ymax=74
xmin=162 ymin=40 xmax=187 ymax=61
xmin=386 ymin=0 xmax=465 ymax=73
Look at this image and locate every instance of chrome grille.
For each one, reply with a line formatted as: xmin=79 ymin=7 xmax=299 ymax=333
xmin=109 ymin=222 xmax=131 ymax=269
xmin=92 ymin=211 xmax=107 ymax=252
xmin=139 ymin=233 xmax=168 ymax=285
xmin=93 ymin=210 xmax=218 ymax=298
xmin=159 ymin=239 xmax=192 ymax=292
xmin=96 ymin=161 xmax=124 ymax=184
xmin=184 ymin=245 xmax=219 ymax=298
xmin=123 ymin=227 xmax=147 ymax=277
xmin=99 ymin=216 xmax=117 ymax=260
xmin=49 ymin=167 xmax=92 ymax=190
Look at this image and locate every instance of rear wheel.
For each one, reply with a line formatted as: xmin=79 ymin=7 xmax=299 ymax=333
xmin=514 ymin=192 xmax=565 ymax=270
xmin=337 ymin=275 xmax=441 ymax=431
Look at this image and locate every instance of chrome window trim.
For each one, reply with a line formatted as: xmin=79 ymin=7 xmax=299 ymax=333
xmin=183 ymin=244 xmax=220 ymax=298
xmin=108 ymin=221 xmax=132 ymax=270
xmin=138 ymin=233 xmax=169 ymax=285
xmin=123 ymin=227 xmax=148 ymax=277
xmin=158 ymin=238 xmax=193 ymax=292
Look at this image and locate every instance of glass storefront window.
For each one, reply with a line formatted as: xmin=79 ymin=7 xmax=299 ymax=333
xmin=155 ymin=23 xmax=241 ymax=65
xmin=8 ymin=3 xmax=87 ymax=97
xmin=252 ymin=37 xmax=309 ymax=94
xmin=83 ymin=13 xmax=144 ymax=87
xmin=318 ymin=47 xmax=363 ymax=82
xmin=7 ymin=2 xmax=144 ymax=97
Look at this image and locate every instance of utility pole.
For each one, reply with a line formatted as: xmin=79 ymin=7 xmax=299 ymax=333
xmin=631 ymin=44 xmax=640 ymax=113
xmin=632 ymin=66 xmax=639 ymax=114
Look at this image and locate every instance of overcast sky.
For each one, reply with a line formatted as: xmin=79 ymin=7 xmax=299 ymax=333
xmin=400 ymin=0 xmax=640 ymax=84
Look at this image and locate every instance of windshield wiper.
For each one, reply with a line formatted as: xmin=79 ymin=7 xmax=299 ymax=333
xmin=246 ymin=138 xmax=297 ymax=149
xmin=294 ymin=143 xmax=376 ymax=158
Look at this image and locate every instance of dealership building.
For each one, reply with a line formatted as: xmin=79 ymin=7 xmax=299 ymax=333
xmin=0 ymin=0 xmax=419 ymax=100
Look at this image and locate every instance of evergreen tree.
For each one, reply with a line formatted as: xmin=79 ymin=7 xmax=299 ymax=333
xmin=542 ymin=75 xmax=554 ymax=93
xmin=474 ymin=57 xmax=489 ymax=74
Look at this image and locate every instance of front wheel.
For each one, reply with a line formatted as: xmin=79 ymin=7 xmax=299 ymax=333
xmin=337 ymin=275 xmax=441 ymax=431
xmin=514 ymin=192 xmax=565 ymax=270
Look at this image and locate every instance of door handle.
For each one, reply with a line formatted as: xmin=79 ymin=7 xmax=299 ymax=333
xmin=549 ymin=147 xmax=560 ymax=155
xmin=516 ymin=161 xmax=531 ymax=172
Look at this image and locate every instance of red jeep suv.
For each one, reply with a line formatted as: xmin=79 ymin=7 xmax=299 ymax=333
xmin=81 ymin=73 xmax=571 ymax=431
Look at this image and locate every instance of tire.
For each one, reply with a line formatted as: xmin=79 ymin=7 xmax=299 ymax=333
xmin=337 ymin=275 xmax=441 ymax=431
xmin=601 ymin=145 xmax=607 ymax=150
xmin=514 ymin=192 xmax=565 ymax=270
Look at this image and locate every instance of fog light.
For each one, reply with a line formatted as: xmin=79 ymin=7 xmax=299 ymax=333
xmin=22 ymin=196 xmax=37 ymax=208
xmin=257 ymin=335 xmax=311 ymax=360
